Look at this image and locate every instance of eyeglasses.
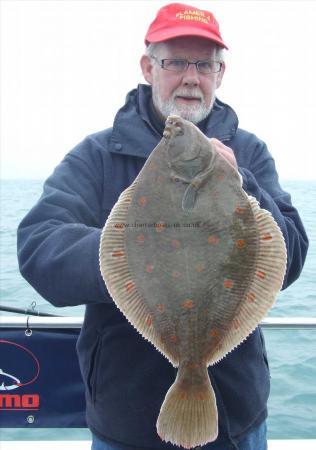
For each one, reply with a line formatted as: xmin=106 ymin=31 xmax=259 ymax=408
xmin=150 ymin=55 xmax=222 ymax=74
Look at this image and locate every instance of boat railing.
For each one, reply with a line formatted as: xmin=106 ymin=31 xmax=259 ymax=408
xmin=1 ymin=315 xmax=316 ymax=329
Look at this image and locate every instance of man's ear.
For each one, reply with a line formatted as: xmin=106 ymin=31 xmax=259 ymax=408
xmin=140 ymin=54 xmax=154 ymax=85
xmin=216 ymin=61 xmax=225 ymax=89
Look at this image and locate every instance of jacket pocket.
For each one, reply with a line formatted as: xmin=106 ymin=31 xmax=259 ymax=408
xmin=87 ymin=333 xmax=102 ymax=403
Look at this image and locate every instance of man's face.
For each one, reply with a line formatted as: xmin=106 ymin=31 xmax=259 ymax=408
xmin=141 ymin=37 xmax=225 ymax=124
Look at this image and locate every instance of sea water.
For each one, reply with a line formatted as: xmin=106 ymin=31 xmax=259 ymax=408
xmin=0 ymin=179 xmax=315 ymax=440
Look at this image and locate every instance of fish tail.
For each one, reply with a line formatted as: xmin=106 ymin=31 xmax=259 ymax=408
xmin=156 ymin=364 xmax=218 ymax=449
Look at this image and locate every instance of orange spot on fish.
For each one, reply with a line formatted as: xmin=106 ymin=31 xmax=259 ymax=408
xmin=124 ymin=198 xmax=132 ymax=203
xmin=170 ymin=335 xmax=177 ymax=343
xmin=125 ymin=282 xmax=135 ymax=292
xmin=179 ymin=391 xmax=188 ymax=400
xmin=235 ymin=205 xmax=246 ymax=214
xmin=155 ymin=222 xmax=166 ymax=232
xmin=257 ymin=270 xmax=266 ymax=279
xmin=146 ymin=264 xmax=154 ymax=273
xmin=196 ymin=391 xmax=206 ymax=400
xmin=224 ymin=279 xmax=233 ymax=289
xmin=139 ymin=196 xmax=147 ymax=206
xmin=209 ymin=328 xmax=219 ymax=338
xmin=146 ymin=317 xmax=153 ymax=327
xmin=208 ymin=235 xmax=219 ymax=245
xmin=262 ymin=234 xmax=272 ymax=241
xmin=112 ymin=250 xmax=124 ymax=257
xmin=196 ymin=263 xmax=205 ymax=272
xmin=236 ymin=239 xmax=246 ymax=249
xmin=217 ymin=174 xmax=225 ymax=181
xmin=171 ymin=239 xmax=181 ymax=248
xmin=156 ymin=303 xmax=165 ymax=313
xmin=181 ymin=299 xmax=194 ymax=309
xmin=233 ymin=319 xmax=241 ymax=329
xmin=157 ymin=175 xmax=164 ymax=182
xmin=187 ymin=362 xmax=198 ymax=370
xmin=172 ymin=270 xmax=181 ymax=279
xmin=137 ymin=234 xmax=145 ymax=243
xmin=247 ymin=292 xmax=256 ymax=303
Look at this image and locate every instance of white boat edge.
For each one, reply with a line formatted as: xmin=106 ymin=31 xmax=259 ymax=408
xmin=1 ymin=316 xmax=316 ymax=329
xmin=1 ymin=440 xmax=316 ymax=449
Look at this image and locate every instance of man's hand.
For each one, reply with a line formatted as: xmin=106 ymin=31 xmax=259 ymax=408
xmin=209 ymin=138 xmax=238 ymax=170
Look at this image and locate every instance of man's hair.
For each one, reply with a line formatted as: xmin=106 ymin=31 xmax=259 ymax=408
xmin=145 ymin=42 xmax=225 ymax=62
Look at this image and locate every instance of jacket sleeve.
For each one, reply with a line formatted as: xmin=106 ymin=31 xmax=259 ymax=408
xmin=17 ymin=137 xmax=110 ymax=307
xmin=237 ymin=140 xmax=308 ymax=289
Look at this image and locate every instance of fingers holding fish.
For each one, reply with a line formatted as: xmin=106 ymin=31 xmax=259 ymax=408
xmin=209 ymin=137 xmax=238 ymax=170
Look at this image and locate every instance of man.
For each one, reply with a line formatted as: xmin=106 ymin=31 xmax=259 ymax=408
xmin=17 ymin=3 xmax=308 ymax=450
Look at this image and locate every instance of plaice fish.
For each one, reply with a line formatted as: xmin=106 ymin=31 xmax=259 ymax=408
xmin=99 ymin=115 xmax=287 ymax=449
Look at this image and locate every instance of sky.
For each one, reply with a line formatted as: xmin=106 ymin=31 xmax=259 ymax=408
xmin=1 ymin=0 xmax=316 ymax=180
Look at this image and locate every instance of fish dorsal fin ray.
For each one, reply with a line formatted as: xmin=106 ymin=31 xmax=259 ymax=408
xmin=207 ymin=195 xmax=287 ymax=365
xmin=99 ymin=182 xmax=179 ymax=367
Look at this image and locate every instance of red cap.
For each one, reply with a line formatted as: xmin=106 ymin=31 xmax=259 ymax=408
xmin=145 ymin=2 xmax=228 ymax=49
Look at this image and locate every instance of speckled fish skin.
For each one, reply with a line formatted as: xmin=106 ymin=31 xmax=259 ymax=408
xmin=99 ymin=115 xmax=287 ymax=449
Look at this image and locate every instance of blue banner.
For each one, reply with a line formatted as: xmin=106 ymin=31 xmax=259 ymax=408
xmin=0 ymin=328 xmax=86 ymax=427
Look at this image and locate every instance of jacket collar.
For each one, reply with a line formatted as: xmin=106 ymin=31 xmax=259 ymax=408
xmin=109 ymin=84 xmax=238 ymax=158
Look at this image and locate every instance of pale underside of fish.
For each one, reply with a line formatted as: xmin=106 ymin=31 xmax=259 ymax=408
xmin=99 ymin=115 xmax=287 ymax=449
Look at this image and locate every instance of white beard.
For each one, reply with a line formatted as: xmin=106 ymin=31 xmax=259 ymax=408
xmin=152 ymin=86 xmax=214 ymax=124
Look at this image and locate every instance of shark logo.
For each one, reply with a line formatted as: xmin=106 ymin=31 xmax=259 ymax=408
xmin=0 ymin=340 xmax=40 ymax=391
xmin=0 ymin=340 xmax=41 ymax=411
xmin=0 ymin=368 xmax=21 ymax=391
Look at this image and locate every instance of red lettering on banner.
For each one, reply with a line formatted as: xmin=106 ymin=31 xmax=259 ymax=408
xmin=0 ymin=394 xmax=40 ymax=410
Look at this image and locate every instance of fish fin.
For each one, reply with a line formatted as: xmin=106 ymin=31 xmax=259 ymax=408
xmin=209 ymin=195 xmax=287 ymax=365
xmin=99 ymin=182 xmax=179 ymax=367
xmin=157 ymin=364 xmax=218 ymax=449
xmin=182 ymin=184 xmax=198 ymax=210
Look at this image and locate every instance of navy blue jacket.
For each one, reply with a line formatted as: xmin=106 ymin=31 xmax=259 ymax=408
xmin=17 ymin=84 xmax=308 ymax=449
